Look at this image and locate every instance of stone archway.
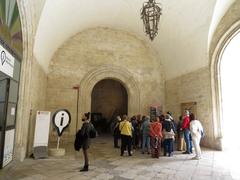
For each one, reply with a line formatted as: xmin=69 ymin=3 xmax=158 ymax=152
xmin=91 ymin=79 xmax=128 ymax=133
xmin=211 ymin=20 xmax=240 ymax=150
xmin=78 ymin=65 xmax=140 ymax=128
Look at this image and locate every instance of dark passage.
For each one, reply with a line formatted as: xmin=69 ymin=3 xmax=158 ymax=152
xmin=91 ymin=79 xmax=128 ymax=134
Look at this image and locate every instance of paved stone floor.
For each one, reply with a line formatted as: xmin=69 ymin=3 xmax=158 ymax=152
xmin=1 ymin=136 xmax=240 ymax=180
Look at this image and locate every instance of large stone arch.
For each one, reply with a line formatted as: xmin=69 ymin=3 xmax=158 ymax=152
xmin=78 ymin=65 xmax=140 ymax=127
xmin=210 ymin=20 xmax=240 ymax=150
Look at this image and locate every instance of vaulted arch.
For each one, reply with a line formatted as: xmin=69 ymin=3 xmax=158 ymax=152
xmin=78 ymin=65 xmax=140 ymax=128
xmin=210 ymin=20 xmax=240 ymax=150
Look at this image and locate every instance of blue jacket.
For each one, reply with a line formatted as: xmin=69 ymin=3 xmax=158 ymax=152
xmin=141 ymin=120 xmax=150 ymax=136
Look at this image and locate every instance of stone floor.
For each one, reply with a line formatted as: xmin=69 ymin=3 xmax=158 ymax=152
xmin=1 ymin=136 xmax=240 ymax=180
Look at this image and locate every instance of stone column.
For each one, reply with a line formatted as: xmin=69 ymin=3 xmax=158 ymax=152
xmin=15 ymin=0 xmax=34 ymax=161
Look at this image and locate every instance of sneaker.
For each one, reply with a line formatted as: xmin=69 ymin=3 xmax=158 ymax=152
xmin=192 ymin=156 xmax=201 ymax=160
xmin=182 ymin=151 xmax=190 ymax=154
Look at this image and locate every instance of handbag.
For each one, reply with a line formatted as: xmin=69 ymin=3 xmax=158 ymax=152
xmin=74 ymin=129 xmax=83 ymax=151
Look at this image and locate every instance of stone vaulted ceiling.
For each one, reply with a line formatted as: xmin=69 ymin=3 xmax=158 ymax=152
xmin=33 ymin=0 xmax=234 ymax=80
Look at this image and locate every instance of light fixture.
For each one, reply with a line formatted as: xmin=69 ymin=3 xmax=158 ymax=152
xmin=141 ymin=0 xmax=162 ymax=41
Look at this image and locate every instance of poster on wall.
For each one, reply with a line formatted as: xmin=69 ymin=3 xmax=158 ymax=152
xmin=3 ymin=129 xmax=15 ymax=167
xmin=33 ymin=111 xmax=51 ymax=159
xmin=150 ymin=103 xmax=162 ymax=120
xmin=0 ymin=45 xmax=15 ymax=78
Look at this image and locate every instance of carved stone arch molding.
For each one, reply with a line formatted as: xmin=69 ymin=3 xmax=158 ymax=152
xmin=78 ymin=65 xmax=140 ymax=127
xmin=211 ymin=20 xmax=240 ymax=150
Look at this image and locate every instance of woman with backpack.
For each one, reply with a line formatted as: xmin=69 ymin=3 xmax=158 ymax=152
xmin=78 ymin=112 xmax=96 ymax=172
xmin=162 ymin=114 xmax=176 ymax=157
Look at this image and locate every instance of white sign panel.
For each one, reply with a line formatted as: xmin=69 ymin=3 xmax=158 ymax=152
xmin=52 ymin=109 xmax=71 ymax=136
xmin=33 ymin=111 xmax=51 ymax=147
xmin=0 ymin=45 xmax=15 ymax=78
xmin=3 ymin=129 xmax=15 ymax=167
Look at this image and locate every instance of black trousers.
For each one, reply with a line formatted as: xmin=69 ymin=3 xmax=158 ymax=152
xmin=121 ymin=135 xmax=132 ymax=155
xmin=114 ymin=135 xmax=120 ymax=147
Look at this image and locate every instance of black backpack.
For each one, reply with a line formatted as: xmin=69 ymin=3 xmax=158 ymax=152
xmin=89 ymin=123 xmax=97 ymax=138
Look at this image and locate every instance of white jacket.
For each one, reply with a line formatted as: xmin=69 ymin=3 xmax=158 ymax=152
xmin=190 ymin=120 xmax=203 ymax=139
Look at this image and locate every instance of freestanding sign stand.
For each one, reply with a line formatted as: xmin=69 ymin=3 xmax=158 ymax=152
xmin=33 ymin=111 xmax=51 ymax=159
xmin=49 ymin=109 xmax=71 ymax=156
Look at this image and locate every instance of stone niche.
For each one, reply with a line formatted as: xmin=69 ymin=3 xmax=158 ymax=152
xmin=46 ymin=27 xmax=165 ymax=141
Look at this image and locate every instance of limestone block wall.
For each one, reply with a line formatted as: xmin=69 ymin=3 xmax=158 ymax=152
xmin=26 ymin=57 xmax=47 ymax=155
xmin=166 ymin=67 xmax=215 ymax=148
xmin=46 ymin=27 xmax=165 ymax=141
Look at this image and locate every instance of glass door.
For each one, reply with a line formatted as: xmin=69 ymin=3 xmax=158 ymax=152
xmin=0 ymin=70 xmax=19 ymax=168
xmin=0 ymin=74 xmax=10 ymax=168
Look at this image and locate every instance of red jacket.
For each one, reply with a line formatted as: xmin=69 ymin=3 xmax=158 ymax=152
xmin=182 ymin=116 xmax=190 ymax=130
xmin=150 ymin=122 xmax=163 ymax=138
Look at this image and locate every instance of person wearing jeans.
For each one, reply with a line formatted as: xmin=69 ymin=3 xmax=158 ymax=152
xmin=162 ymin=114 xmax=175 ymax=157
xmin=141 ymin=116 xmax=151 ymax=154
xmin=182 ymin=110 xmax=193 ymax=154
xmin=183 ymin=128 xmax=192 ymax=154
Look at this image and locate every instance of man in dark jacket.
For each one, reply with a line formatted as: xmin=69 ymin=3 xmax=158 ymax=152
xmin=113 ymin=116 xmax=121 ymax=148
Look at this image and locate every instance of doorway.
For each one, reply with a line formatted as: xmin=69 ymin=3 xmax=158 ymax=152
xmin=91 ymin=79 xmax=128 ymax=134
xmin=0 ymin=71 xmax=19 ymax=168
xmin=220 ymin=32 xmax=240 ymax=150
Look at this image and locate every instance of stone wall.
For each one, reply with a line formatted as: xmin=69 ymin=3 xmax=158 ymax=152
xmin=46 ymin=27 xmax=165 ymax=141
xmin=26 ymin=57 xmax=47 ymax=155
xmin=166 ymin=66 xmax=214 ymax=148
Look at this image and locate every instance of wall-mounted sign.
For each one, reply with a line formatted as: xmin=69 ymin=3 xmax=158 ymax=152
xmin=0 ymin=45 xmax=14 ymax=78
xmin=52 ymin=109 xmax=71 ymax=136
xmin=3 ymin=129 xmax=15 ymax=167
xmin=150 ymin=103 xmax=162 ymax=120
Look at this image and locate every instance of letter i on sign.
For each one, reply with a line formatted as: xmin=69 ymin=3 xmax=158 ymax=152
xmin=60 ymin=113 xmax=64 ymax=126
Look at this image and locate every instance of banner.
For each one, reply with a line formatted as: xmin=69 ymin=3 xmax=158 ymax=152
xmin=0 ymin=44 xmax=14 ymax=78
xmin=33 ymin=111 xmax=51 ymax=147
xmin=3 ymin=129 xmax=15 ymax=167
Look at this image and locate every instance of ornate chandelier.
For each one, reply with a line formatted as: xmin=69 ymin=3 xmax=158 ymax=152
xmin=141 ymin=0 xmax=162 ymax=41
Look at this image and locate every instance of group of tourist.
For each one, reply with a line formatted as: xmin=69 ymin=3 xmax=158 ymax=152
xmin=111 ymin=110 xmax=204 ymax=160
xmin=75 ymin=110 xmax=204 ymax=172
